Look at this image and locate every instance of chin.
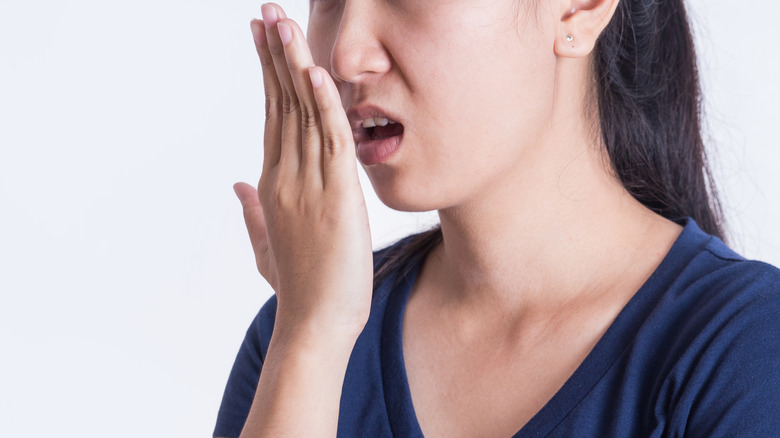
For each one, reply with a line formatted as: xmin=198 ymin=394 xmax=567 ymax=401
xmin=376 ymin=193 xmax=436 ymax=213
xmin=365 ymin=167 xmax=444 ymax=213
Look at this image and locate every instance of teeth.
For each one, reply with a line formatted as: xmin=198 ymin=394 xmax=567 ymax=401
xmin=361 ymin=117 xmax=396 ymax=128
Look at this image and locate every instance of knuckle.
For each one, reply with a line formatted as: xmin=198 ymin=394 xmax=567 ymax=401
xmin=301 ymin=107 xmax=320 ymax=130
xmin=272 ymin=185 xmax=289 ymax=209
xmin=271 ymin=176 xmax=319 ymax=216
xmin=265 ymin=94 xmax=281 ymax=121
xmin=323 ymin=131 xmax=349 ymax=155
xmin=302 ymin=127 xmax=320 ymax=147
xmin=282 ymin=93 xmax=300 ymax=116
xmin=271 ymin=180 xmax=293 ymax=207
xmin=273 ymin=180 xmax=314 ymax=215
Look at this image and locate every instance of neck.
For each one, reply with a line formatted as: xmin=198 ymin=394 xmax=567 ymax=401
xmin=433 ymin=167 xmax=674 ymax=310
xmin=430 ymin=120 xmax=678 ymax=317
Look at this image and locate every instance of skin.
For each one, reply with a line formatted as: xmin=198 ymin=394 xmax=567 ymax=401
xmin=229 ymin=0 xmax=684 ymax=436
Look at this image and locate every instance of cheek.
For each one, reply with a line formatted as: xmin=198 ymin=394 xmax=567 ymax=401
xmin=414 ymin=41 xmax=556 ymax=151
xmin=409 ymin=11 xmax=555 ymax=116
xmin=399 ymin=49 xmax=557 ymax=206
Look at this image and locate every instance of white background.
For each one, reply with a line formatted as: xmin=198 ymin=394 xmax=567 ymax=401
xmin=1 ymin=0 xmax=778 ymax=436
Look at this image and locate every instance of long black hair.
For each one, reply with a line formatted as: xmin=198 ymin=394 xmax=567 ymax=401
xmin=374 ymin=0 xmax=724 ymax=290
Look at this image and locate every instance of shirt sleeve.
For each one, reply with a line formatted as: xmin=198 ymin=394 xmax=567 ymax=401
xmin=213 ymin=296 xmax=278 ymax=438
xmin=677 ymin=268 xmax=780 ymax=437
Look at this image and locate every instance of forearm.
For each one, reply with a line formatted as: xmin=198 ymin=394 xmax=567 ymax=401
xmin=238 ymin=318 xmax=360 ymax=438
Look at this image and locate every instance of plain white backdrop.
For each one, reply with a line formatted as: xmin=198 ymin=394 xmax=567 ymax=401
xmin=0 ymin=0 xmax=777 ymax=436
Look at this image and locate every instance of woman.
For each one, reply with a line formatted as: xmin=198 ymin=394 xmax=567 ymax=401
xmin=215 ymin=0 xmax=780 ymax=436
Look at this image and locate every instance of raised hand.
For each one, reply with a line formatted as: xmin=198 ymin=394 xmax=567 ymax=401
xmin=235 ymin=3 xmax=374 ymax=337
xmin=233 ymin=4 xmax=376 ymax=436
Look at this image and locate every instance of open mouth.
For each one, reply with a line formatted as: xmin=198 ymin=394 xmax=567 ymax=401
xmin=354 ymin=116 xmax=406 ymax=165
xmin=360 ymin=117 xmax=405 ymax=140
xmin=367 ymin=123 xmax=404 ymax=140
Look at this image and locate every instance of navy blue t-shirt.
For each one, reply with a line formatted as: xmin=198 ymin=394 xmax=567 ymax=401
xmin=214 ymin=219 xmax=780 ymax=437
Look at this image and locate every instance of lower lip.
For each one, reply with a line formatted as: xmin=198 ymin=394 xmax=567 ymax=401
xmin=356 ymin=134 xmax=403 ymax=166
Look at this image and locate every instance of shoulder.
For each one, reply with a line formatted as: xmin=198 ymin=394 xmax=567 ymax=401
xmin=678 ymin=223 xmax=780 ymax=313
xmin=648 ymin=221 xmax=780 ymax=436
xmin=656 ymin=218 xmax=780 ymax=305
xmin=670 ymin=263 xmax=780 ymax=436
xmin=659 ymin=220 xmax=780 ymax=355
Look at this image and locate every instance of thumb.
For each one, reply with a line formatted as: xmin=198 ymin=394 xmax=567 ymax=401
xmin=234 ymin=181 xmax=262 ymax=211
xmin=233 ymin=181 xmax=270 ymax=266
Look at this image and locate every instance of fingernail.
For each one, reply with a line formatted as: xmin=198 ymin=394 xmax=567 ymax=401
xmin=308 ymin=68 xmax=323 ymax=89
xmin=261 ymin=4 xmax=278 ymax=28
xmin=250 ymin=20 xmax=266 ymax=44
xmin=277 ymin=22 xmax=292 ymax=46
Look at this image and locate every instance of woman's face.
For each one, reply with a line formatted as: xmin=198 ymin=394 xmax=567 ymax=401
xmin=307 ymin=0 xmax=561 ymax=212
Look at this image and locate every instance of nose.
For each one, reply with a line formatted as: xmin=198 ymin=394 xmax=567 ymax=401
xmin=329 ymin=1 xmax=392 ymax=84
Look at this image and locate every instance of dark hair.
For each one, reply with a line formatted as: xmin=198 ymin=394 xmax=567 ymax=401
xmin=374 ymin=0 xmax=724 ymax=290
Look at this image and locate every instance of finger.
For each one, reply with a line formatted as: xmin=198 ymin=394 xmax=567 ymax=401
xmin=307 ymin=66 xmax=356 ymax=186
xmin=234 ymin=181 xmax=262 ymax=210
xmin=278 ymin=19 xmax=322 ymax=182
xmin=234 ymin=182 xmax=271 ymax=267
xmin=261 ymin=4 xmax=301 ymax=176
xmin=250 ymin=19 xmax=282 ymax=172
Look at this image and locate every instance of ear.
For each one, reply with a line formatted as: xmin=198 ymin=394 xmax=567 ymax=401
xmin=554 ymin=0 xmax=620 ymax=58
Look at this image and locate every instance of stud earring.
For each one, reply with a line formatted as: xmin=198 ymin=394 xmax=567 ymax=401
xmin=566 ymin=34 xmax=574 ymax=42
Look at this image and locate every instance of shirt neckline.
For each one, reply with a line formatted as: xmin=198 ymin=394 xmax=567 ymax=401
xmin=380 ymin=218 xmax=712 ymax=437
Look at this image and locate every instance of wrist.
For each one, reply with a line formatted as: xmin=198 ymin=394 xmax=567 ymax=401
xmin=242 ymin=306 xmax=363 ymax=437
xmin=271 ymin=308 xmax=366 ymax=353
